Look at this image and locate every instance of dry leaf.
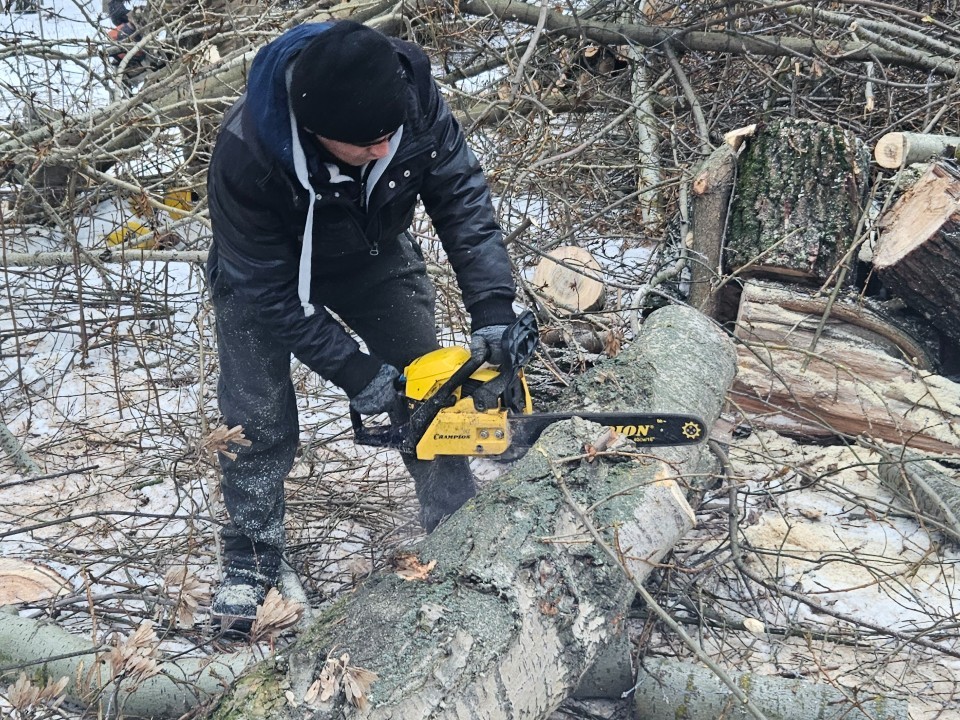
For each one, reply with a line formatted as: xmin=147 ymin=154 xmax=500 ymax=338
xmin=602 ymin=328 xmax=623 ymax=357
xmin=303 ymin=678 xmax=323 ymax=706
xmin=743 ymin=617 xmax=766 ymax=636
xmin=343 ymin=665 xmax=378 ymax=710
xmin=7 ymin=672 xmax=67 ymax=711
xmin=250 ymin=588 xmax=303 ymax=643
xmin=304 ymin=651 xmax=377 ymax=709
xmin=201 ymin=424 xmax=252 ymax=461
xmin=108 ymin=621 xmax=160 ymax=683
xmin=8 ymin=673 xmax=39 ymax=710
xmin=393 ymin=553 xmax=437 ymax=581
xmin=164 ymin=566 xmax=210 ymax=627
xmin=127 ymin=192 xmax=155 ymax=220
xmin=317 ymin=658 xmax=341 ymax=702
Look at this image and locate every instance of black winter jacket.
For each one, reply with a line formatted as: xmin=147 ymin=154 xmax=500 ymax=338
xmin=207 ymin=23 xmax=516 ymax=395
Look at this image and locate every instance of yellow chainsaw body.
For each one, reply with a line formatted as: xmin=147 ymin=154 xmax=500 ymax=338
xmin=403 ymin=346 xmax=532 ymax=460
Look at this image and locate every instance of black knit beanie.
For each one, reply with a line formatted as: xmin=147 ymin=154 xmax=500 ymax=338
xmin=290 ymin=21 xmax=407 ymax=144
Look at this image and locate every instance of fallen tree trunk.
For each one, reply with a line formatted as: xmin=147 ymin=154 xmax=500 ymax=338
xmin=0 ymin=565 xmax=309 ymax=717
xmin=873 ymin=161 xmax=960 ymax=346
xmin=207 ymin=305 xmax=737 ymax=720
xmin=874 ymin=132 xmax=960 ymax=169
xmin=731 ymin=280 xmax=960 ymax=453
xmin=634 ymin=657 xmax=908 ymax=720
xmin=0 ymin=610 xmax=255 ymax=718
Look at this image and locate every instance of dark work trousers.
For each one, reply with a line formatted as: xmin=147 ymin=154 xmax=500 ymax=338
xmin=211 ymin=235 xmax=477 ymax=555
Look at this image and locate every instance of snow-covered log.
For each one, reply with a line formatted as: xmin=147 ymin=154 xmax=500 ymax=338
xmin=207 ymin=305 xmax=736 ymax=720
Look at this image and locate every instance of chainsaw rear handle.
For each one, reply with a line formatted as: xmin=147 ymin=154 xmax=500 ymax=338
xmin=351 ymin=340 xmax=489 ymax=454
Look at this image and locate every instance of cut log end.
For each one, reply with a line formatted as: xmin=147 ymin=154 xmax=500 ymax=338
xmin=532 ymin=246 xmax=606 ymax=315
xmin=874 ymin=132 xmax=905 ymax=169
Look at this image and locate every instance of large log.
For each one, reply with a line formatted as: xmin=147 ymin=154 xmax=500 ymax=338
xmin=726 ymin=119 xmax=869 ymax=284
xmin=731 ymin=280 xmax=960 ymax=453
xmin=873 ymin=161 xmax=960 ymax=346
xmin=208 ymin=305 xmax=737 ymax=720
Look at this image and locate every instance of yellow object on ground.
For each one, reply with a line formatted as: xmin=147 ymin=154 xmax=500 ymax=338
xmin=162 ymin=188 xmax=193 ymax=219
xmin=105 ymin=219 xmax=153 ymax=249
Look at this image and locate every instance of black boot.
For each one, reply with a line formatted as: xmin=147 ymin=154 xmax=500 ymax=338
xmin=212 ymin=536 xmax=281 ymax=632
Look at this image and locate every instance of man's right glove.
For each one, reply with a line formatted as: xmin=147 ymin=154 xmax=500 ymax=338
xmin=471 ymin=324 xmax=510 ymax=366
xmin=349 ymin=364 xmax=401 ymax=415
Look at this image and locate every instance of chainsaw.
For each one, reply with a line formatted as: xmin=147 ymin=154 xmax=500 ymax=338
xmin=351 ymin=311 xmax=707 ymax=460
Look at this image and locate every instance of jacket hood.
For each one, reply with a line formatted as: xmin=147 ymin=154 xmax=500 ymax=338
xmin=243 ymin=22 xmax=334 ymax=177
xmin=242 ymin=21 xmax=406 ymax=318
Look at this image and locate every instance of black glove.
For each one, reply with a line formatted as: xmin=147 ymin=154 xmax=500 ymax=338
xmin=349 ymin=364 xmax=401 ymax=415
xmin=471 ymin=324 xmax=510 ymax=366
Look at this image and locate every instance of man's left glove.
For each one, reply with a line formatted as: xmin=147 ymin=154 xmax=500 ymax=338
xmin=349 ymin=364 xmax=401 ymax=415
xmin=471 ymin=324 xmax=511 ymax=366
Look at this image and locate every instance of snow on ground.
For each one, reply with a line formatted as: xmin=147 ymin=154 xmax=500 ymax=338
xmin=1 ymin=0 xmax=115 ymax=122
xmin=645 ymin=429 xmax=960 ymax=720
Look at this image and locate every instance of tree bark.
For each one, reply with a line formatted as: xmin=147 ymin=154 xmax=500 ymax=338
xmin=634 ymin=658 xmax=908 ymax=720
xmin=726 ymin=119 xmax=869 ymax=284
xmin=874 ymin=132 xmax=960 ymax=169
xmin=689 ymin=142 xmax=737 ymax=318
xmin=873 ymin=161 xmax=960 ymax=346
xmin=731 ymin=280 xmax=960 ymax=453
xmin=207 ymin=305 xmax=737 ymax=720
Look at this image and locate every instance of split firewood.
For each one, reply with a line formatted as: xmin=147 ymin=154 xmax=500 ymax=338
xmin=873 ymin=160 xmax=960 ymax=346
xmin=732 ymin=280 xmax=960 ymax=453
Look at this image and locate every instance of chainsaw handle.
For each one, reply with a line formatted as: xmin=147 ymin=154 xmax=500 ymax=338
xmin=352 ymin=347 xmax=487 ymax=455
